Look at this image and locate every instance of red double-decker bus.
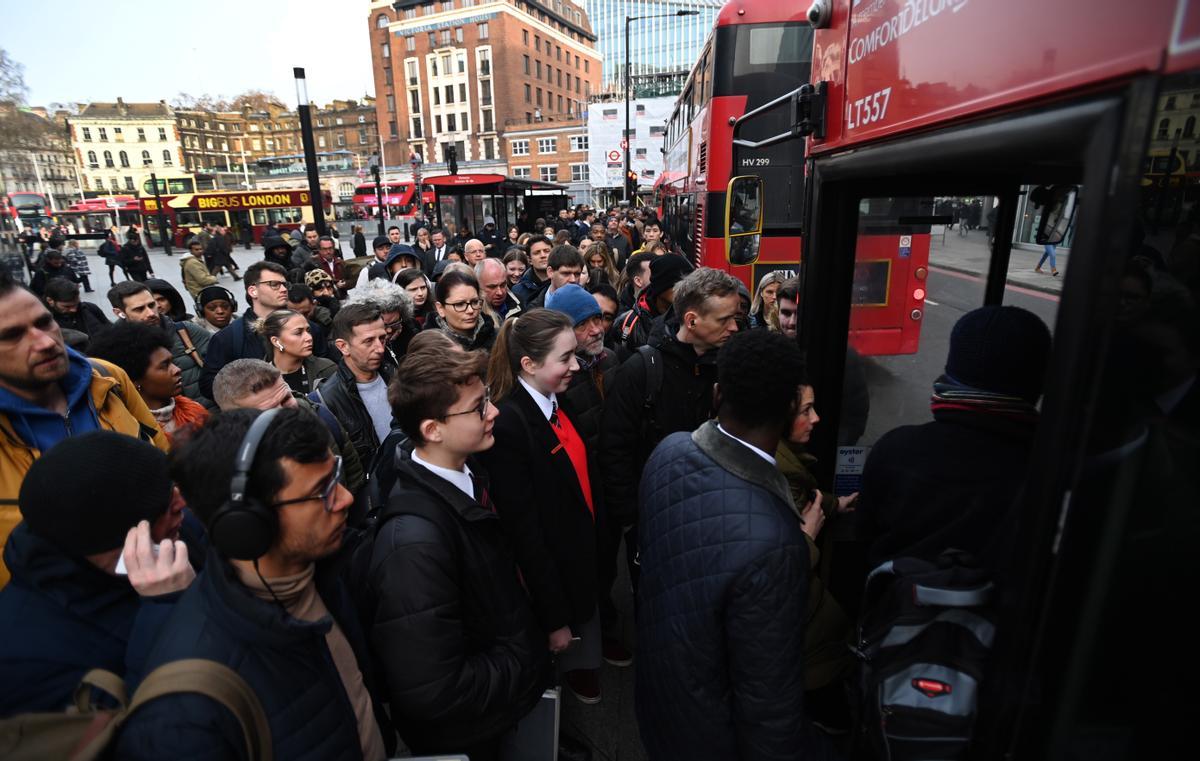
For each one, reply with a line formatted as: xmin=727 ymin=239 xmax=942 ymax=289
xmin=656 ymin=2 xmax=930 ymax=356
xmin=351 ymin=181 xmax=434 ymax=229
xmin=139 ymin=189 xmax=331 ymax=245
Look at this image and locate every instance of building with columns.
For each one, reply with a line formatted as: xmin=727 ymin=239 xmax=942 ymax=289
xmin=369 ymin=0 xmax=602 ymax=173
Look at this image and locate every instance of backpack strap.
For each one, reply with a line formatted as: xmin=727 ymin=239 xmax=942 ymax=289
xmin=176 ymin=326 xmax=205 ymax=368
xmin=122 ymin=659 xmax=271 ymax=761
xmin=72 ymin=669 xmax=128 ymax=713
xmin=618 ymin=309 xmax=640 ymax=341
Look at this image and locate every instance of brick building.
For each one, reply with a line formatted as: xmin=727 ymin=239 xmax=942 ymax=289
xmin=176 ymin=98 xmax=378 ymax=188
xmin=502 ymin=117 xmax=590 ymax=203
xmin=369 ymin=0 xmax=602 ymax=173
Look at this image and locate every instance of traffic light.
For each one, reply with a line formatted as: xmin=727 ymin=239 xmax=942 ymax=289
xmin=626 ymin=170 xmax=638 ymax=200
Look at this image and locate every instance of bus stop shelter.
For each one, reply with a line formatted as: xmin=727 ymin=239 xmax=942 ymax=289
xmin=424 ymin=174 xmax=567 ymax=239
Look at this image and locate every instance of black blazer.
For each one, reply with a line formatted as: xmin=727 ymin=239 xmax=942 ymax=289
xmin=479 ymin=382 xmax=598 ymax=633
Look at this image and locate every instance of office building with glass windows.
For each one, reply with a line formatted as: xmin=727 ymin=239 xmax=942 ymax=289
xmin=585 ymin=0 xmax=721 ymax=93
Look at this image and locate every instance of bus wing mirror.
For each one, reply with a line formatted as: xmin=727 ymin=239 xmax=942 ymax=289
xmin=1033 ymin=184 xmax=1078 ymax=246
xmin=726 ymin=175 xmax=764 ymax=265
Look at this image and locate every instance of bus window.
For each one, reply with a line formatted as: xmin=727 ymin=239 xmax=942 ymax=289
xmin=176 ymin=211 xmax=202 ymax=228
xmin=252 ymin=209 xmax=268 ymax=226
xmin=267 ymin=207 xmax=301 ymax=225
xmin=200 ymin=211 xmax=227 ymax=227
xmin=842 ymin=194 xmax=1065 ymax=447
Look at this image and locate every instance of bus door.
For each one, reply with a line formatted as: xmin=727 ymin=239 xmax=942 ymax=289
xmin=803 ymin=80 xmax=1196 ymax=755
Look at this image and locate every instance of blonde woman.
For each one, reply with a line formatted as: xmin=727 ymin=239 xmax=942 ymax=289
xmin=585 ymin=243 xmax=620 ymax=286
xmin=749 ymin=271 xmax=789 ymax=330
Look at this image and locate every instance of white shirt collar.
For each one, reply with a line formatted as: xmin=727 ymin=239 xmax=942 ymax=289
xmin=716 ymin=423 xmax=777 ymax=466
xmin=518 ymin=376 xmax=557 ymax=421
xmin=411 ymin=449 xmax=475 ymax=501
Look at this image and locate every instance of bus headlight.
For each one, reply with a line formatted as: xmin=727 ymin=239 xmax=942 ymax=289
xmin=913 ymin=288 xmax=925 ymax=300
xmin=914 ymin=266 xmax=927 ymax=281
xmin=910 ymin=309 xmax=923 ymax=321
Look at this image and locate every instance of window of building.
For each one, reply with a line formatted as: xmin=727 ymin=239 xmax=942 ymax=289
xmin=539 ymin=165 xmax=558 ymax=182
xmin=537 ymin=137 xmax=557 ymax=153
xmin=378 ymin=12 xmax=390 ymax=26
xmin=536 ymin=88 xmax=543 ymax=106
xmin=558 ymin=95 xmax=563 ymax=112
xmin=124 ymin=176 xmax=135 ymax=190
xmin=82 ymin=127 xmax=92 ymax=141
xmin=410 ymin=91 xmax=421 ymax=112
xmin=318 ymin=136 xmax=326 ymax=148
xmin=535 ymin=35 xmax=540 ymax=51
xmin=434 ymin=88 xmax=441 ymax=105
xmin=411 ymin=117 xmax=423 ymax=138
xmin=440 ymin=29 xmax=450 ymax=44
xmin=478 ymin=22 xmax=488 ymax=39
xmin=109 ymin=178 xmax=119 ymax=190
xmin=575 ymin=78 xmax=580 ymax=94
xmin=162 ymin=149 xmax=172 ymax=166
xmin=405 ymin=7 xmax=416 ymax=19
xmin=103 ymin=150 xmax=113 ymax=167
xmin=445 ymin=85 xmax=454 ymax=104
xmin=381 ymin=41 xmax=390 ymax=58
xmin=513 ymin=166 xmax=531 ymax=179
xmin=435 ymin=115 xmax=443 ymax=132
xmin=447 ymin=114 xmax=457 ymax=132
xmin=458 ymin=55 xmax=465 ymax=73
xmin=406 ymin=35 xmax=415 ymax=51
xmin=137 ymin=127 xmax=146 ymax=141
xmin=114 ymin=127 xmax=123 ymax=136
xmin=406 ymin=60 xmax=418 ymax=83
xmin=511 ymin=139 xmax=530 ymax=156
xmin=635 ymin=147 xmax=647 ymax=158
xmin=118 ymin=150 xmax=129 ymax=167
xmin=99 ymin=127 xmax=108 ymax=140
xmin=455 ymin=27 xmax=463 ymax=43
xmin=337 ymin=133 xmax=346 ymax=147
xmin=557 ymin=69 xmax=562 ymax=87
xmin=316 ymin=119 xmax=323 ymax=127
xmin=483 ymin=109 xmax=494 ymax=132
xmin=442 ymin=0 xmax=453 ymax=10
xmin=429 ymin=32 xmax=437 ymax=47
xmin=484 ymin=138 xmax=495 ymax=160
xmin=584 ymin=60 xmax=589 ymax=73
xmin=523 ymin=29 xmax=529 ymax=45
xmin=569 ymin=134 xmax=587 ymax=151
xmin=359 ymin=128 xmax=368 ymax=144
xmin=432 ymin=57 xmax=439 ymax=76
xmin=524 ymin=55 xmax=530 ymax=74
xmin=571 ymin=163 xmax=588 ymax=182
xmin=481 ymin=79 xmax=492 ymax=105
xmin=460 ymin=111 xmax=468 ymax=129
xmin=459 ymin=83 xmax=467 ymax=102
xmin=478 ymin=49 xmax=491 ymax=75
xmin=86 ymin=150 xmax=98 ymax=167
xmin=524 ymin=84 xmax=531 ymax=102
xmin=442 ymin=54 xmax=451 ymax=71
xmin=387 ymin=94 xmax=396 ymax=112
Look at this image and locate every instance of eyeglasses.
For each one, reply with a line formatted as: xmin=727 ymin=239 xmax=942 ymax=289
xmin=271 ymin=456 xmax=343 ymax=512
xmin=442 ymin=298 xmax=483 ymax=313
xmin=443 ymin=386 xmax=490 ymax=421
xmin=255 ymin=280 xmax=290 ymax=291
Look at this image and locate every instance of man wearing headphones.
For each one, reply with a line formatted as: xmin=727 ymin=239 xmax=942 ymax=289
xmin=115 ymin=407 xmax=390 ymax=761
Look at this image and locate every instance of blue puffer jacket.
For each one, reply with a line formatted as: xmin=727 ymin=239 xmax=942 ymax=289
xmin=0 ymin=523 xmax=183 ymax=717
xmin=115 ymin=548 xmax=391 ymax=761
xmin=636 ymin=421 xmax=811 ymax=761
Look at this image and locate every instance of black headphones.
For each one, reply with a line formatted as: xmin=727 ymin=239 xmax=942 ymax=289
xmin=208 ymin=408 xmax=281 ymax=560
xmin=194 ymin=286 xmax=239 ymax=318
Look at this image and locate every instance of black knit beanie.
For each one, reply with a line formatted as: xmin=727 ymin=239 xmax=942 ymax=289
xmin=646 ymin=254 xmax=694 ymax=304
xmin=945 ymin=305 xmax=1052 ymax=401
xmin=19 ymin=431 xmax=173 ymax=556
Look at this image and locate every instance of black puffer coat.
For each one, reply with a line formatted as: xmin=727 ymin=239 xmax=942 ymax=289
xmin=366 ymin=456 xmax=548 ymax=753
xmin=636 ymin=422 xmax=811 ymax=761
xmin=599 ymin=318 xmax=719 ymax=525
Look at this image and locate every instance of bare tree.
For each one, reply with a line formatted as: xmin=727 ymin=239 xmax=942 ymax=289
xmin=0 ymin=48 xmax=29 ymax=105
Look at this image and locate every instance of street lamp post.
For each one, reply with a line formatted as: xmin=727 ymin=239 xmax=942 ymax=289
xmin=624 ymin=10 xmax=699 ymax=204
xmin=294 ymin=67 xmax=327 ymax=235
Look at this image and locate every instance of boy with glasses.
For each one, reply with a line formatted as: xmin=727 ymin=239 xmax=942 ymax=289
xmin=368 ymin=344 xmax=549 ymax=761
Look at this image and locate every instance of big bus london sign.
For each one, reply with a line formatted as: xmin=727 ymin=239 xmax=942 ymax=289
xmin=142 ymin=190 xmax=312 ymax=213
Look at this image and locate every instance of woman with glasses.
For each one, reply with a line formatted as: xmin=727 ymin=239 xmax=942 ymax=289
xmin=427 ymin=269 xmax=497 ymax=352
xmin=480 ymin=308 xmax=603 ymax=705
xmin=255 ymin=309 xmax=337 ymax=394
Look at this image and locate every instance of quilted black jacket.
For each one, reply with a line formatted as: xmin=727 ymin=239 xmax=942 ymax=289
xmin=636 ymin=421 xmax=811 ymax=761
xmin=366 ymin=456 xmax=548 ymax=753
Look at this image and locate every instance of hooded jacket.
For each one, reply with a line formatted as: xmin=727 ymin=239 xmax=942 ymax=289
xmin=179 ymin=252 xmax=218 ymax=298
xmin=636 ymin=422 xmax=811 ymax=761
xmin=51 ymin=302 xmax=110 ymax=339
xmin=114 ymin=549 xmax=391 ymax=761
xmin=262 ymin=236 xmax=293 ymax=270
xmin=367 ymin=455 xmax=548 ymax=753
xmin=0 ymin=352 xmax=168 ymax=587
xmin=0 ymin=518 xmax=203 ymax=716
xmin=509 ymin=267 xmax=549 ymax=309
xmin=599 ymin=319 xmax=719 ymax=525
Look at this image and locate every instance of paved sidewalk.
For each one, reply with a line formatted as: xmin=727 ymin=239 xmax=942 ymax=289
xmin=927 ymin=228 xmax=1066 ymax=295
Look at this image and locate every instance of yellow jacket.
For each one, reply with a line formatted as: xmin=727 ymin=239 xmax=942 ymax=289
xmin=0 ymin=358 xmax=170 ymax=588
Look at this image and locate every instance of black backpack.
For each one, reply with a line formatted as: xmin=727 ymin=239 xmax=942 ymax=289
xmin=851 ymin=551 xmax=996 ymax=760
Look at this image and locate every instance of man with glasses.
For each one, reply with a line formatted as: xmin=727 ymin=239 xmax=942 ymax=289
xmin=200 ymin=261 xmax=333 ymax=400
xmin=115 ymin=407 xmax=391 ymax=761
xmin=310 ymin=303 xmax=395 ymax=470
xmin=368 ymin=342 xmax=549 ymax=760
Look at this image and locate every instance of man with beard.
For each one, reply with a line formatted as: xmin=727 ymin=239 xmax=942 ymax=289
xmin=0 ymin=271 xmax=168 ymax=587
xmin=43 ymin=278 xmax=109 ymax=338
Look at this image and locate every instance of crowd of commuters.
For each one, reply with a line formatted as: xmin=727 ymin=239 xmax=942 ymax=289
xmin=0 ymin=202 xmax=1057 ymax=760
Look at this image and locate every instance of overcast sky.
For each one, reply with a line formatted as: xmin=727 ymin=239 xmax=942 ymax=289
xmin=1 ymin=0 xmax=376 ymax=109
